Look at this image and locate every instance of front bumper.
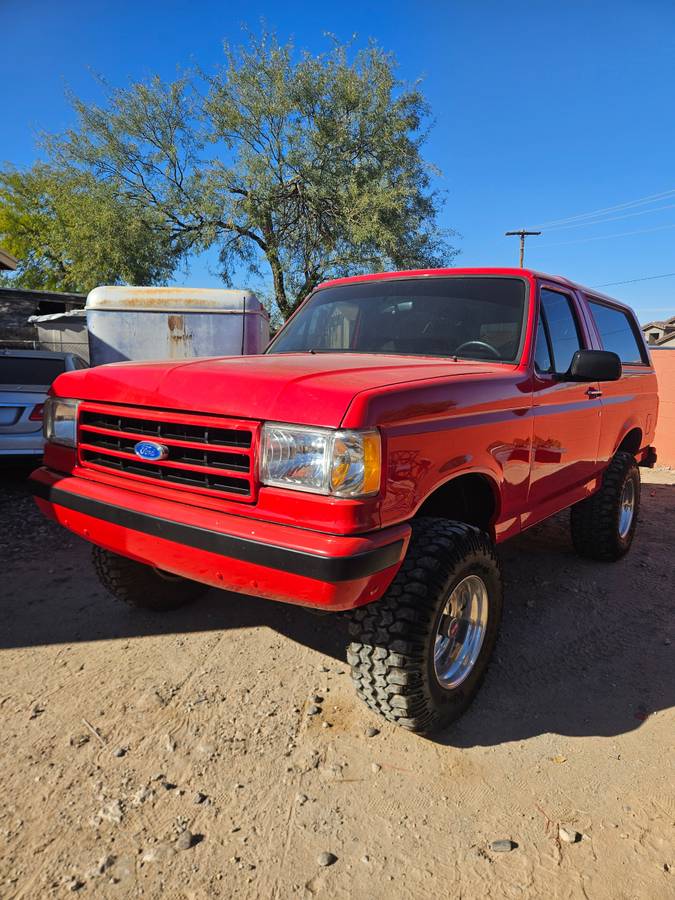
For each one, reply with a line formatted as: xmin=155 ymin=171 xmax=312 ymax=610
xmin=30 ymin=468 xmax=410 ymax=611
xmin=0 ymin=433 xmax=44 ymax=455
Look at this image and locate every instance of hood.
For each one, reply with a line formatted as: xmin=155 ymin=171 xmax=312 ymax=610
xmin=52 ymin=353 xmax=502 ymax=427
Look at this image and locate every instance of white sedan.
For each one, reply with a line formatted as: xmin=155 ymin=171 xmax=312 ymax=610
xmin=0 ymin=350 xmax=87 ymax=458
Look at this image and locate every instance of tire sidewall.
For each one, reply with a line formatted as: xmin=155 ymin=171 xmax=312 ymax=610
xmin=93 ymin=546 xmax=206 ymax=611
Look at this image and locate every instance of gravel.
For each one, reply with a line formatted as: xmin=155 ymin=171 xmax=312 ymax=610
xmin=559 ymin=826 xmax=583 ymax=844
xmin=490 ymin=839 xmax=517 ymax=853
xmin=97 ymin=800 xmax=123 ymax=825
xmin=0 ymin=473 xmax=80 ymax=562
xmin=175 ymin=830 xmax=194 ymax=851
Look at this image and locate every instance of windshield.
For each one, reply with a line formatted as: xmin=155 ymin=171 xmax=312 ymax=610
xmin=0 ymin=356 xmax=66 ymax=385
xmin=268 ymin=276 xmax=527 ymax=362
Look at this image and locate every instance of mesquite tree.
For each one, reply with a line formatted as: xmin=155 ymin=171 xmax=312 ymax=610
xmin=42 ymin=33 xmax=456 ymax=315
xmin=0 ymin=164 xmax=177 ymax=291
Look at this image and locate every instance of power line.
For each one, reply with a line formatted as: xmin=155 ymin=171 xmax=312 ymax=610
xmin=532 ymin=187 xmax=675 ymax=229
xmin=538 ymin=221 xmax=675 ymax=248
xmin=541 ymin=201 xmax=675 ymax=232
xmin=592 ymin=271 xmax=675 ymax=288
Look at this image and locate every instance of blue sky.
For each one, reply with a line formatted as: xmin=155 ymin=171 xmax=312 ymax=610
xmin=2 ymin=0 xmax=675 ymax=322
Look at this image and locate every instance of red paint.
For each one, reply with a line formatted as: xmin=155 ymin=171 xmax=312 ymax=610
xmin=33 ymin=267 xmax=659 ymax=609
xmin=32 ymin=467 xmax=409 ymax=611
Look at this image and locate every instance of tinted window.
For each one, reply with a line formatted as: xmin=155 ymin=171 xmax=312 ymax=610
xmin=0 ymin=356 xmax=66 ymax=385
xmin=589 ymin=301 xmax=646 ymax=364
xmin=534 ymin=317 xmax=553 ymax=374
xmin=540 ymin=289 xmax=581 ymax=373
xmin=269 ymin=277 xmax=527 ymax=362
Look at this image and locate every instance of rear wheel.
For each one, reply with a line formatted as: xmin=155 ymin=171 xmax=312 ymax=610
xmin=347 ymin=518 xmax=502 ymax=734
xmin=92 ymin=547 xmax=209 ymax=611
xmin=570 ymin=451 xmax=640 ymax=561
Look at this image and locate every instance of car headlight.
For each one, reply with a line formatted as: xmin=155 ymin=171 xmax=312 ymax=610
xmin=43 ymin=397 xmax=80 ymax=447
xmin=260 ymin=424 xmax=381 ymax=497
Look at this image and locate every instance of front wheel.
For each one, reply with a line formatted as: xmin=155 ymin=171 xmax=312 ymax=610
xmin=570 ymin=451 xmax=641 ymax=561
xmin=92 ymin=547 xmax=209 ymax=611
xmin=347 ymin=518 xmax=503 ymax=734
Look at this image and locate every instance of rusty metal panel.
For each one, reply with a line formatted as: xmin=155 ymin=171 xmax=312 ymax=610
xmin=85 ymin=286 xmax=269 ymax=365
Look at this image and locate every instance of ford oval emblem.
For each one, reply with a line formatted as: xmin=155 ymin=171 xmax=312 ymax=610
xmin=134 ymin=440 xmax=169 ymax=461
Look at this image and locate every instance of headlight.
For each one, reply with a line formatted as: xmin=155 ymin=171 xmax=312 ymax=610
xmin=43 ymin=397 xmax=80 ymax=447
xmin=260 ymin=424 xmax=381 ymax=497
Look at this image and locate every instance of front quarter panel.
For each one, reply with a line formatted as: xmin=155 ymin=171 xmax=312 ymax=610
xmin=346 ymin=371 xmax=533 ymax=540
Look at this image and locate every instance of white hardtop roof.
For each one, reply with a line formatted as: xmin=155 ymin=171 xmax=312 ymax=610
xmin=29 ymin=308 xmax=86 ymax=324
xmin=86 ymin=285 xmax=265 ymax=313
xmin=0 ymin=348 xmax=72 ymax=359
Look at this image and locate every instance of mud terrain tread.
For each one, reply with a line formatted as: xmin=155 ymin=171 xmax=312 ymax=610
xmin=347 ymin=518 xmax=501 ymax=734
xmin=570 ymin=451 xmax=640 ymax=562
xmin=92 ymin=546 xmax=207 ymax=611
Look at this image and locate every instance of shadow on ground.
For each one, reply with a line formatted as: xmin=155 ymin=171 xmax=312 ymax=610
xmin=2 ymin=466 xmax=673 ymax=746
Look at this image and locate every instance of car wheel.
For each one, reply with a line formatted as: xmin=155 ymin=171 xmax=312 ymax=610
xmin=92 ymin=546 xmax=209 ymax=611
xmin=570 ymin=451 xmax=640 ymax=561
xmin=347 ymin=517 xmax=503 ymax=734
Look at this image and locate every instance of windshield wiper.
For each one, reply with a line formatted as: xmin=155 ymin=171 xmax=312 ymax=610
xmin=306 ymin=348 xmax=359 ymax=354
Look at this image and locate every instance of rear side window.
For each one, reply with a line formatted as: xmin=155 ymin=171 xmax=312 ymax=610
xmin=588 ymin=301 xmax=646 ymax=364
xmin=539 ymin=289 xmax=582 ymax=374
xmin=0 ymin=356 xmax=66 ymax=385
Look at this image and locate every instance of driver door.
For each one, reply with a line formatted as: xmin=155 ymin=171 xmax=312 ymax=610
xmin=524 ymin=285 xmax=602 ymax=527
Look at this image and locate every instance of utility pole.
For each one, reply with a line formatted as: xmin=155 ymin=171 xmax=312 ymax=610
xmin=505 ymin=229 xmax=541 ymax=268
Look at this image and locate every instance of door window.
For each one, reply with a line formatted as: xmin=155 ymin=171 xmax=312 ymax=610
xmin=539 ymin=289 xmax=582 ymax=374
xmin=533 ymin=317 xmax=553 ymax=374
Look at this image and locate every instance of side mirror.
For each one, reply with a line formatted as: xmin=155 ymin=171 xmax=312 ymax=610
xmin=566 ymin=349 xmax=622 ymax=382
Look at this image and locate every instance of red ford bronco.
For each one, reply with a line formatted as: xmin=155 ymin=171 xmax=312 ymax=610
xmin=31 ymin=268 xmax=658 ymax=733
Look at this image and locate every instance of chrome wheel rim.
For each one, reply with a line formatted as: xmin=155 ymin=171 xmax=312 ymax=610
xmin=618 ymin=478 xmax=635 ymax=539
xmin=434 ymin=574 xmax=489 ymax=689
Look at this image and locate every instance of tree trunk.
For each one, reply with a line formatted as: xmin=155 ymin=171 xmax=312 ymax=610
xmin=260 ymin=210 xmax=291 ymax=318
xmin=267 ymin=249 xmax=291 ymax=318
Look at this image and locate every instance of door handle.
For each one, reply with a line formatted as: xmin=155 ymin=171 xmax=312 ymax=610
xmin=586 ymin=387 xmax=602 ymax=399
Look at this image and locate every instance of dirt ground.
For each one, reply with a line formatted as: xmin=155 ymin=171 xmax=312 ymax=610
xmin=1 ymin=466 xmax=673 ymax=900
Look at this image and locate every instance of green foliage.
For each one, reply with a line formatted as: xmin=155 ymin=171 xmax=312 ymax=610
xmin=0 ymin=164 xmax=178 ymax=292
xmin=7 ymin=32 xmax=455 ymax=314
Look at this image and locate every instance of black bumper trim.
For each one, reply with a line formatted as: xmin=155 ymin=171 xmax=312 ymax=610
xmin=30 ymin=479 xmax=404 ymax=583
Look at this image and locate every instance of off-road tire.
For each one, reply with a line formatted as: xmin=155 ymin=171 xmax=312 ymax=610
xmin=347 ymin=518 xmax=503 ymax=734
xmin=570 ymin=451 xmax=640 ymax=561
xmin=92 ymin=546 xmax=208 ymax=611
